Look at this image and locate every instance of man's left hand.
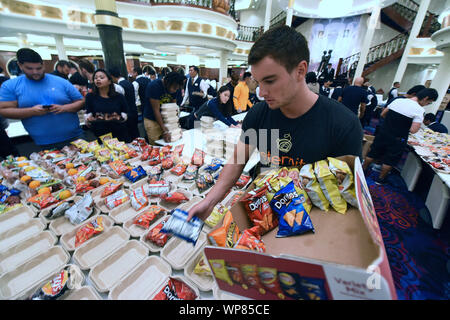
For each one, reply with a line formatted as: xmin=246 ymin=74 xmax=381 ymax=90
xmin=49 ymin=104 xmax=67 ymax=114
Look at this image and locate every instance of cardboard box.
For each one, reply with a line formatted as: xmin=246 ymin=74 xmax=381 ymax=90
xmin=362 ymin=134 xmax=375 ymax=159
xmin=204 ymin=156 xmax=397 ymax=300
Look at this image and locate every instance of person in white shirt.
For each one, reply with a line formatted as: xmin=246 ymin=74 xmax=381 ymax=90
xmin=363 ymin=88 xmax=439 ymax=185
xmin=131 ymin=66 xmax=151 ymax=112
xmin=180 ymin=65 xmax=209 ymax=112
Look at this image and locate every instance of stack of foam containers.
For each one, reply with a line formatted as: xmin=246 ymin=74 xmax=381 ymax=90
xmin=160 ymin=103 xmax=182 ymax=142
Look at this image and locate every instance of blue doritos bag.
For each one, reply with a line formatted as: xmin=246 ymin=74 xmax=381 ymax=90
xmin=270 ymin=181 xmax=315 ymax=238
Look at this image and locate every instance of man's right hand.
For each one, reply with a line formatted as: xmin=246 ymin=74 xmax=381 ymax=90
xmin=32 ymin=105 xmax=50 ymax=116
xmin=187 ymin=198 xmax=216 ymax=222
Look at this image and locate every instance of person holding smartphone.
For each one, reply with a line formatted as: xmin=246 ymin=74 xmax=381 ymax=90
xmin=0 ymin=48 xmax=85 ymax=150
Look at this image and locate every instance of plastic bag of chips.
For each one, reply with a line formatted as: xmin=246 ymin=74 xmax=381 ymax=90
xmin=104 ymin=190 xmax=129 ymax=210
xmin=173 ymin=144 xmax=184 ymax=156
xmin=204 ymin=204 xmax=228 ymax=228
xmin=125 ymin=166 xmax=147 ymax=183
xmin=270 ymin=181 xmax=315 ymax=238
xmin=75 ymin=216 xmax=104 ymax=247
xmin=204 ymin=158 xmax=223 ymax=173
xmin=109 ymin=160 xmax=130 ymax=176
xmin=209 ymin=259 xmax=233 ymax=286
xmin=235 ymin=173 xmax=251 ymax=189
xmin=234 ymin=226 xmax=266 ymax=252
xmin=44 ymin=201 xmax=73 ymax=220
xmin=140 ymin=145 xmax=152 ymax=161
xmin=29 ymin=265 xmax=84 ymax=300
xmin=258 ymin=267 xmax=285 ymax=299
xmin=101 ymin=182 xmax=123 ymax=198
xmin=191 ymin=148 xmax=205 ymax=166
xmin=314 ymin=160 xmax=347 ymax=214
xmin=170 ymin=163 xmax=187 ymax=176
xmin=161 ymin=209 xmax=204 ymax=245
xmin=241 ymin=186 xmax=277 ymax=235
xmin=182 ymin=164 xmax=198 ymax=181
xmin=160 ymin=192 xmax=189 ymax=204
xmin=161 ymin=156 xmax=174 ymax=170
xmin=193 ymin=254 xmax=212 ymax=277
xmin=65 ymin=193 xmax=94 ymax=225
xmin=299 ymin=164 xmax=330 ymax=211
xmin=208 ymin=210 xmax=240 ymax=248
xmin=161 ymin=145 xmax=172 ymax=155
xmin=327 ymin=157 xmax=358 ymax=208
xmin=147 ymin=165 xmax=162 ymax=182
xmin=28 ymin=193 xmax=59 ymax=210
xmin=148 ymin=147 xmax=161 ymax=165
xmin=130 ymin=186 xmax=149 ymax=211
xmin=133 ymin=205 xmax=165 ymax=229
xmin=146 ymin=217 xmax=170 ymax=247
xmin=196 ymin=172 xmax=214 ymax=193
xmin=153 ymin=277 xmax=197 ymax=300
xmin=143 ymin=181 xmax=170 ymax=197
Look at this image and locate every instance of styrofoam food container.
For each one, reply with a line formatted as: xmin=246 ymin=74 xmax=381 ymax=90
xmin=140 ymin=215 xmax=171 ymax=253
xmin=60 ymin=215 xmax=115 ymax=252
xmin=108 ymin=255 xmax=171 ymax=300
xmin=160 ymin=231 xmax=207 ymax=270
xmin=0 ymin=205 xmax=35 ymax=234
xmin=61 ymin=286 xmax=102 ymax=300
xmin=0 ymin=231 xmax=57 ymax=276
xmin=109 ymin=200 xmax=149 ymax=225
xmin=212 ymin=284 xmax=244 ymax=300
xmin=0 ymin=246 xmax=70 ymax=300
xmin=184 ymin=243 xmax=215 ymax=292
xmin=89 ymin=240 xmax=149 ymax=293
xmin=160 ymin=103 xmax=178 ymax=111
xmin=0 ymin=219 xmax=46 ymax=253
xmin=201 ymin=116 xmax=215 ymax=123
xmin=72 ymin=226 xmax=130 ymax=271
xmin=122 ymin=206 xmax=167 ymax=238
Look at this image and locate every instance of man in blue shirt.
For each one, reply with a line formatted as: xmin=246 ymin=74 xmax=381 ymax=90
xmin=0 ymin=48 xmax=85 ymax=150
xmin=338 ymin=77 xmax=369 ymax=118
xmin=423 ymin=113 xmax=448 ymax=134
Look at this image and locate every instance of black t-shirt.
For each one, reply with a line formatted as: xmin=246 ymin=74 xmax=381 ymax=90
xmin=240 ymin=95 xmax=363 ymax=167
xmin=85 ymin=93 xmax=128 ymax=116
xmin=143 ymin=79 xmax=179 ymax=121
xmin=340 ymin=85 xmax=369 ymax=114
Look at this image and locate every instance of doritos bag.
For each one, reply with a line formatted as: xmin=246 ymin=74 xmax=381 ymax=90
xmin=270 ymin=181 xmax=315 ymax=238
xmin=75 ymin=216 xmax=104 ymax=247
xmin=241 ymin=186 xmax=277 ymax=235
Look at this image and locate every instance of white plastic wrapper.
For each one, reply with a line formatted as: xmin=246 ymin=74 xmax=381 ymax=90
xmin=65 ymin=193 xmax=94 ymax=225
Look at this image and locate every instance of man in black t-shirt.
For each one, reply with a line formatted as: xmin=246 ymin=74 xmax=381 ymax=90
xmin=338 ymin=77 xmax=369 ymax=118
xmin=188 ymin=26 xmax=363 ymax=221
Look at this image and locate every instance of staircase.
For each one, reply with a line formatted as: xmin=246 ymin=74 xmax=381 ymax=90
xmin=337 ymin=0 xmax=441 ymax=79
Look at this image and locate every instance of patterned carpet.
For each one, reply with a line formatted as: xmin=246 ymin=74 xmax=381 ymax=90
xmin=365 ymin=155 xmax=450 ymax=300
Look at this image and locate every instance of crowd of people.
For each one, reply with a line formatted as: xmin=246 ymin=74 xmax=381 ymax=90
xmin=0 ymin=34 xmax=447 ymax=193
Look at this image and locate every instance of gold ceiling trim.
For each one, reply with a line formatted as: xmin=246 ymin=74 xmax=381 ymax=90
xmin=37 ymin=5 xmax=62 ymax=20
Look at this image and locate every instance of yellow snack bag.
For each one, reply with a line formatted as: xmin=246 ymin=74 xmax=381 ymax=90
xmin=87 ymin=140 xmax=101 ymax=153
xmin=314 ymin=160 xmax=347 ymax=214
xmin=205 ymin=204 xmax=228 ymax=228
xmin=99 ymin=133 xmax=113 ymax=144
xmin=209 ymin=259 xmax=233 ymax=286
xmin=95 ymin=148 xmax=112 ymax=163
xmin=299 ymin=164 xmax=330 ymax=212
xmin=193 ymin=254 xmax=212 ymax=276
xmin=327 ymin=157 xmax=358 ymax=208
xmin=71 ymin=139 xmax=89 ymax=151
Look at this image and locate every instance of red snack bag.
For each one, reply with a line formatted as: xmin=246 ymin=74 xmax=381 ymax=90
xmin=170 ymin=163 xmax=186 ymax=176
xmin=133 ymin=205 xmax=165 ymax=229
xmin=140 ymin=145 xmax=153 ymax=161
xmin=153 ymin=278 xmax=197 ymax=300
xmin=161 ymin=145 xmax=172 ymax=155
xmin=146 ymin=217 xmax=170 ymax=247
xmin=173 ymin=144 xmax=184 ymax=156
xmin=226 ymin=262 xmax=248 ymax=289
xmin=109 ymin=160 xmax=130 ymax=175
xmin=240 ymin=264 xmax=266 ymax=294
xmin=230 ymin=191 xmax=245 ymax=207
xmin=191 ymin=148 xmax=205 ymax=166
xmin=148 ymin=147 xmax=161 ymax=165
xmin=28 ymin=193 xmax=59 ymax=210
xmin=101 ymin=182 xmax=123 ymax=198
xmin=234 ymin=226 xmax=266 ymax=252
xmin=258 ymin=267 xmax=286 ymax=299
xmin=160 ymin=192 xmax=189 ymax=204
xmin=162 ymin=156 xmax=174 ymax=170
xmin=75 ymin=182 xmax=94 ymax=194
xmin=235 ymin=174 xmax=251 ymax=189
xmin=75 ymin=216 xmax=104 ymax=247
xmin=241 ymin=186 xmax=278 ymax=235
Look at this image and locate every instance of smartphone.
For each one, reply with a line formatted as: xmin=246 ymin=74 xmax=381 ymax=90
xmin=42 ymin=105 xmax=53 ymax=109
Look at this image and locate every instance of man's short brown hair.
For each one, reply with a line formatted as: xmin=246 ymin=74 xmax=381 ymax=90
xmin=248 ymin=25 xmax=310 ymax=73
xmin=77 ymin=58 xmax=95 ymax=74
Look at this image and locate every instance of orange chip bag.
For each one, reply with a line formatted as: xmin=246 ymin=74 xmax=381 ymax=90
xmin=234 ymin=226 xmax=266 ymax=253
xmin=75 ymin=216 xmax=104 ymax=247
xmin=109 ymin=160 xmax=131 ymax=175
xmin=28 ymin=193 xmax=59 ymax=210
xmin=241 ymin=186 xmax=277 ymax=235
xmin=208 ymin=211 xmax=240 ymax=248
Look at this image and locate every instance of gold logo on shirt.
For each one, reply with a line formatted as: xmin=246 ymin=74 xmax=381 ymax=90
xmin=277 ymin=134 xmax=292 ymax=153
